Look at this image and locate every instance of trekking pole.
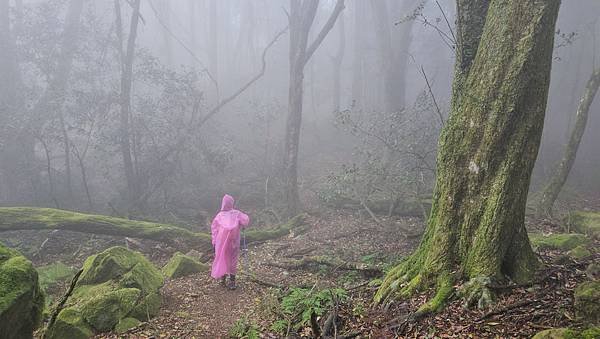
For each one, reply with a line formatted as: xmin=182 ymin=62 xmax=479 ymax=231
xmin=241 ymin=227 xmax=248 ymax=274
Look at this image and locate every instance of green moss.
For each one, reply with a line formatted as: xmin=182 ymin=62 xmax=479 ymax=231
xmin=81 ymin=288 xmax=140 ymax=331
xmin=574 ymin=281 xmax=600 ymax=324
xmin=528 ymin=233 xmax=589 ymax=251
xmin=568 ymin=245 xmax=592 ymax=260
xmin=78 ymin=246 xmax=163 ymax=292
xmin=531 ymin=328 xmax=579 ymax=339
xmin=47 ymin=247 xmax=164 ymax=336
xmin=46 ymin=307 xmax=93 ymax=339
xmin=581 ymin=327 xmax=600 ymax=339
xmin=162 ymin=252 xmax=208 ymax=279
xmin=129 ymin=291 xmax=162 ymax=321
xmin=566 ymin=211 xmax=600 ymax=239
xmin=115 ymin=317 xmax=141 ymax=334
xmin=0 ymin=243 xmax=44 ymax=339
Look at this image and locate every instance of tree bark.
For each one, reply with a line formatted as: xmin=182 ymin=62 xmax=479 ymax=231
xmin=537 ymin=67 xmax=600 ymax=217
xmin=0 ymin=207 xmax=308 ymax=252
xmin=375 ymin=0 xmax=561 ymax=313
xmin=115 ymin=0 xmax=142 ymax=212
xmin=283 ymin=0 xmax=345 ymax=217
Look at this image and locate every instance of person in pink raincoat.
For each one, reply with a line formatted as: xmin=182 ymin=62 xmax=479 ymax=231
xmin=211 ymin=194 xmax=250 ymax=289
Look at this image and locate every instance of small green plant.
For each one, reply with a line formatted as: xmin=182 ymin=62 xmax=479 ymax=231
xmin=280 ymin=287 xmax=348 ymax=331
xmin=269 ymin=319 xmax=288 ymax=335
xmin=352 ymin=301 xmax=366 ymax=318
xmin=229 ymin=317 xmax=260 ymax=339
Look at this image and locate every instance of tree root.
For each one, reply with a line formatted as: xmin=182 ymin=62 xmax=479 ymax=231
xmin=458 ymin=276 xmax=495 ymax=310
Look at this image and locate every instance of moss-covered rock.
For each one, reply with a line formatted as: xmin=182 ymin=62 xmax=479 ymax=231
xmin=0 ymin=242 xmax=44 ymax=339
xmin=115 ymin=317 xmax=141 ymax=334
xmin=531 ymin=328 xmax=579 ymax=339
xmin=532 ymin=327 xmax=600 ymax=339
xmin=529 ymin=233 xmax=590 ymax=251
xmin=566 ymin=211 xmax=600 ymax=239
xmin=568 ymin=245 xmax=592 ymax=260
xmin=574 ymin=281 xmax=600 ymax=325
xmin=46 ymin=247 xmax=164 ymax=338
xmin=45 ymin=307 xmax=93 ymax=339
xmin=162 ymin=252 xmax=208 ymax=279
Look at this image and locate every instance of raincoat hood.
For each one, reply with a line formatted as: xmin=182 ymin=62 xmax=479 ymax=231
xmin=221 ymin=194 xmax=234 ymax=211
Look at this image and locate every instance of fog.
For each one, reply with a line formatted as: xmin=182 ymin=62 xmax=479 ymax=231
xmin=0 ymin=0 xmax=600 ymax=217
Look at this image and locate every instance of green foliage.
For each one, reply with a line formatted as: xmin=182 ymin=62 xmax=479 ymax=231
xmin=229 ymin=317 xmax=260 ymax=339
xmin=280 ymin=287 xmax=348 ymax=331
xmin=269 ymin=319 xmax=288 ymax=335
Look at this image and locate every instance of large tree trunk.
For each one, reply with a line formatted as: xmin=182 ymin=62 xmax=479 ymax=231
xmin=0 ymin=208 xmax=308 ymax=252
xmin=115 ymin=0 xmax=142 ymax=212
xmin=537 ymin=67 xmax=600 ymax=217
xmin=283 ymin=0 xmax=345 ymax=217
xmin=375 ymin=0 xmax=560 ymax=313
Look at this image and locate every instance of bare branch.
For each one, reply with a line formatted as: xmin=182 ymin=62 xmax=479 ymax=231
xmin=303 ymin=0 xmax=345 ymax=66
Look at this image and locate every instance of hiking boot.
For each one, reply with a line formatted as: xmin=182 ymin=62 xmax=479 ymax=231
xmin=220 ymin=276 xmax=227 ymax=287
xmin=228 ymin=275 xmax=237 ymax=290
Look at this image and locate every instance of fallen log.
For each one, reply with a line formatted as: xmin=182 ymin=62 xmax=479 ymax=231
xmin=266 ymin=255 xmax=382 ymax=277
xmin=0 ymin=207 xmax=308 ymax=251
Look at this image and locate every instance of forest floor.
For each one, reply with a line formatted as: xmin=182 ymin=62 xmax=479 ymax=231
xmin=9 ymin=195 xmax=598 ymax=338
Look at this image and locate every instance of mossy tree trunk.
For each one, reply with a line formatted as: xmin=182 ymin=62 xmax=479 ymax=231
xmin=537 ymin=67 xmax=600 ymax=217
xmin=0 ymin=207 xmax=308 ymax=252
xmin=375 ymin=0 xmax=560 ymax=312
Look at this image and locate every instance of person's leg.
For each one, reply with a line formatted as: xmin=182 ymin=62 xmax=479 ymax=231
xmin=220 ymin=275 xmax=227 ymax=287
xmin=228 ymin=274 xmax=236 ymax=290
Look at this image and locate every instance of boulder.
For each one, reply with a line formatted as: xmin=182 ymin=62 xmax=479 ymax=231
xmin=574 ymin=281 xmax=600 ymax=325
xmin=46 ymin=246 xmax=164 ymax=338
xmin=566 ymin=211 xmax=600 ymax=239
xmin=528 ymin=233 xmax=589 ymax=251
xmin=162 ymin=252 xmax=208 ymax=279
xmin=0 ymin=243 xmax=44 ymax=339
xmin=532 ymin=328 xmax=578 ymax=339
xmin=532 ymin=327 xmax=600 ymax=339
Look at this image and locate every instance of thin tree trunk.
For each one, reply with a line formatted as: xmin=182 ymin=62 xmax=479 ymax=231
xmin=332 ymin=12 xmax=345 ymax=112
xmin=209 ymin=0 xmax=219 ymax=98
xmin=283 ymin=0 xmax=346 ymax=217
xmin=58 ymin=111 xmax=73 ymax=203
xmin=115 ymin=0 xmax=142 ymax=212
xmin=538 ymin=67 xmax=600 ymax=217
xmin=376 ymin=0 xmax=560 ymax=314
xmin=350 ymin=0 xmax=365 ymax=110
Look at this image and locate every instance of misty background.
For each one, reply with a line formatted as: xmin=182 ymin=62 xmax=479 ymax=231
xmin=1 ymin=0 xmax=599 ymax=220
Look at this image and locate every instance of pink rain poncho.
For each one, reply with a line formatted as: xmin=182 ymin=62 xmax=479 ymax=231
xmin=210 ymin=194 xmax=250 ymax=279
